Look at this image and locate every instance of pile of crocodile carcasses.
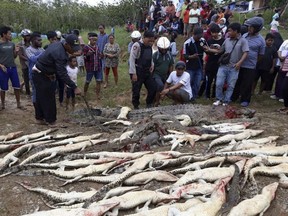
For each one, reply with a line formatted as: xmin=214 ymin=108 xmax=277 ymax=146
xmin=0 ymin=105 xmax=287 ymax=216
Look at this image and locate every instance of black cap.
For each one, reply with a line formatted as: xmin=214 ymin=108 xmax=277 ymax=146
xmin=88 ymin=32 xmax=98 ymax=38
xmin=175 ymin=61 xmax=186 ymax=69
xmin=65 ymin=34 xmax=81 ymax=52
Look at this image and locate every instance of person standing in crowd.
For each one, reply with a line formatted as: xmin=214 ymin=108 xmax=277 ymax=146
xmin=278 ymin=57 xmax=288 ymax=114
xmin=0 ymin=26 xmax=23 ymax=110
xmin=83 ymin=33 xmax=102 ymax=100
xmin=218 ymin=18 xmax=227 ymax=36
xmin=160 ymin=61 xmax=192 ymax=104
xmin=180 ymin=0 xmax=191 ymax=35
xmin=183 ymin=27 xmax=205 ymax=100
xmin=224 ymin=6 xmax=233 ymax=26
xmin=73 ymin=29 xmax=85 ymax=74
xmin=129 ymin=31 xmax=156 ymax=109
xmin=148 ymin=1 xmax=156 ymax=31
xmin=26 ymin=32 xmax=45 ymax=120
xmin=44 ymin=31 xmax=57 ymax=49
xmin=165 ymin=0 xmax=176 ymax=19
xmin=272 ymin=8 xmax=280 ymax=21
xmin=153 ymin=36 xmax=174 ymax=107
xmin=231 ymin=17 xmax=265 ymax=107
xmin=18 ymin=29 xmax=31 ymax=96
xmin=188 ymin=2 xmax=200 ymax=34
xmin=55 ymin=30 xmax=64 ymax=42
xmin=270 ymin=18 xmax=284 ymax=33
xmin=170 ymin=31 xmax=178 ymax=62
xmin=207 ymin=22 xmax=248 ymax=106
xmin=271 ymin=39 xmax=288 ymax=102
xmin=204 ymin=23 xmax=225 ymax=99
xmin=183 ymin=4 xmax=191 ymax=37
xmin=268 ymin=32 xmax=284 ymax=95
xmin=128 ymin=31 xmax=142 ymax=67
xmin=200 ymin=4 xmax=210 ymax=22
xmin=103 ymin=34 xmax=121 ymax=87
xmin=32 ymin=34 xmax=81 ymax=126
xmin=65 ymin=56 xmax=79 ymax=110
xmin=253 ymin=33 xmax=278 ymax=95
xmin=128 ymin=31 xmax=141 ymax=54
xmin=97 ymin=24 xmax=108 ymax=85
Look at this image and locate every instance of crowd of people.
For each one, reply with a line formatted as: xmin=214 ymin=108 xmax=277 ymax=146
xmin=127 ymin=1 xmax=287 ymax=113
xmin=0 ymin=1 xmax=287 ymax=127
xmin=0 ymin=24 xmax=121 ymax=126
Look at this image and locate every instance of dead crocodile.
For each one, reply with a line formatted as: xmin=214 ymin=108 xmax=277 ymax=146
xmin=71 ymin=104 xmax=256 ymax=125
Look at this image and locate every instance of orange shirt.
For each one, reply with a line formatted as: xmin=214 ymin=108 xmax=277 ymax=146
xmin=183 ymin=9 xmax=190 ymax=24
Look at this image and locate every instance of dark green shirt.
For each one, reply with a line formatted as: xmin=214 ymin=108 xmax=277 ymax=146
xmin=0 ymin=41 xmax=16 ymax=67
xmin=152 ymin=51 xmax=174 ymax=79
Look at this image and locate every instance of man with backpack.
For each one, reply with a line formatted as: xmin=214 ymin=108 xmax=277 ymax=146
xmin=152 ymin=36 xmax=174 ymax=107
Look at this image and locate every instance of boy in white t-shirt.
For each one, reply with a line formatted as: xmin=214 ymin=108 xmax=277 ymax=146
xmin=160 ymin=61 xmax=193 ymax=104
xmin=65 ymin=56 xmax=79 ymax=110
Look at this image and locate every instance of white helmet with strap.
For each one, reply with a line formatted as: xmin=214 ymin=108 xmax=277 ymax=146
xmin=157 ymin=36 xmax=170 ymax=49
xmin=130 ymin=31 xmax=141 ymax=39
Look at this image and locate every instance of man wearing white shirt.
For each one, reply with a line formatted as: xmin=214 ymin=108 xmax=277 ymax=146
xmin=160 ymin=61 xmax=192 ymax=104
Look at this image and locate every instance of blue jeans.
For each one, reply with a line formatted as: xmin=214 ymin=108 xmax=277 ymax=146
xmin=215 ymin=65 xmax=239 ymax=103
xmin=187 ymin=68 xmax=202 ymax=99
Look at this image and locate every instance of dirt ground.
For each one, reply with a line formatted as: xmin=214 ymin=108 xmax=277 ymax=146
xmin=0 ymin=91 xmax=288 ymax=216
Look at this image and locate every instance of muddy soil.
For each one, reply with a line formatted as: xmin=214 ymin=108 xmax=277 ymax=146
xmin=0 ymin=92 xmax=288 ymax=216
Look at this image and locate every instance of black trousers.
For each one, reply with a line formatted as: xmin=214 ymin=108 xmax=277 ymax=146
xmin=205 ymin=68 xmax=218 ymax=98
xmin=232 ymin=67 xmax=255 ymax=103
xmin=282 ymin=76 xmax=288 ymax=107
xmin=32 ymin=72 xmax=57 ymax=123
xmin=274 ymin=70 xmax=286 ymax=99
xmin=264 ymin=66 xmax=279 ymax=91
xmin=56 ymin=75 xmax=65 ymax=104
xmin=132 ymin=70 xmax=156 ymax=108
xmin=22 ymin=68 xmax=30 ymax=95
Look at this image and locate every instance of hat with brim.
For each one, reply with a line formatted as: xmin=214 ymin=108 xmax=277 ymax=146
xmin=65 ymin=34 xmax=81 ymax=52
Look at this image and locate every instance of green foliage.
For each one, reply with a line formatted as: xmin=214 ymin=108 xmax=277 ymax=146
xmin=0 ymin=0 xmax=149 ymax=33
xmin=269 ymin=0 xmax=287 ymax=8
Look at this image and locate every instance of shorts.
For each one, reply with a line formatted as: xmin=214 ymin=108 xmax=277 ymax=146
xmin=153 ymin=74 xmax=166 ymax=92
xmin=66 ymin=87 xmax=75 ymax=99
xmin=0 ymin=67 xmax=20 ymax=91
xmin=86 ymin=71 xmax=103 ymax=83
xmin=167 ymin=88 xmax=190 ymax=103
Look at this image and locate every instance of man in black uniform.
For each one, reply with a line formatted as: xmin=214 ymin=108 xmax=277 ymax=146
xmin=32 ymin=34 xmax=81 ymax=126
xmin=129 ymin=31 xmax=156 ymax=109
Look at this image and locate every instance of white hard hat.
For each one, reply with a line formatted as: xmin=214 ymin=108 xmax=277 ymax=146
xmin=130 ymin=31 xmax=141 ymax=39
xmin=157 ymin=37 xmax=170 ymax=49
xmin=20 ymin=29 xmax=32 ymax=36
xmin=55 ymin=30 xmax=62 ymax=39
